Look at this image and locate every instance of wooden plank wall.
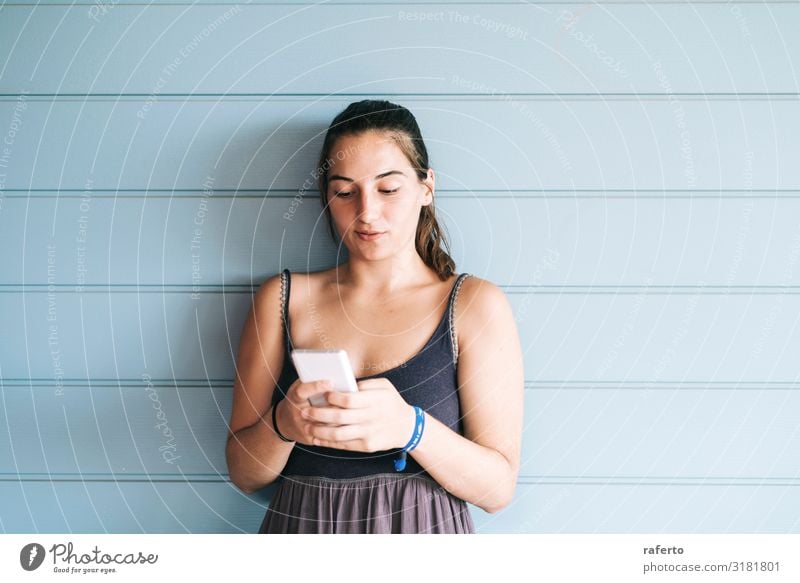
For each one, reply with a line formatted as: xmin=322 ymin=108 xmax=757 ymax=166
xmin=1 ymin=1 xmax=798 ymax=533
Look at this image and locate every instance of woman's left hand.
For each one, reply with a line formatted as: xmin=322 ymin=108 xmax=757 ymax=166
xmin=300 ymin=378 xmax=416 ymax=452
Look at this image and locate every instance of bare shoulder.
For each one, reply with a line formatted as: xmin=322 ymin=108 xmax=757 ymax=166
xmin=254 ymin=268 xmax=326 ymax=313
xmin=453 ymin=274 xmax=521 ymax=370
xmin=454 ymin=275 xmax=515 ymax=337
xmin=457 ymin=274 xmax=508 ymax=306
xmin=252 ymin=272 xmax=283 ymax=320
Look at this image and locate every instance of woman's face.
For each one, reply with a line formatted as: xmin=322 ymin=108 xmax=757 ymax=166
xmin=325 ymin=130 xmax=433 ymax=259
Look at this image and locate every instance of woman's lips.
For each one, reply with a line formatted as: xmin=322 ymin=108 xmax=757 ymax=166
xmin=356 ymin=231 xmax=385 ymax=241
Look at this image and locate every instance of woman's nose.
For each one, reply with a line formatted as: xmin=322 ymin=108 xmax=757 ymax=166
xmin=355 ymin=191 xmax=380 ymax=221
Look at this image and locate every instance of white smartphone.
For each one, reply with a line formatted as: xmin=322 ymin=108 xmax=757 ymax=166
xmin=290 ymin=349 xmax=359 ymax=407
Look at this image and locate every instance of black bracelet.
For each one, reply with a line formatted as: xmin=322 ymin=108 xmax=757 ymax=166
xmin=271 ymin=400 xmax=295 ymax=443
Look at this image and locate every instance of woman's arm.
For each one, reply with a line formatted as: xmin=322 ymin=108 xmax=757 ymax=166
xmin=407 ymin=277 xmax=523 ymax=513
xmin=225 ymin=274 xmax=295 ymax=494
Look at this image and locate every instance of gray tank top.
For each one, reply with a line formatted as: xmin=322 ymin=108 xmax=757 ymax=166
xmin=271 ymin=269 xmax=472 ymax=479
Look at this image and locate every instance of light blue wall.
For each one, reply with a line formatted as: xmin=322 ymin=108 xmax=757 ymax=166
xmin=1 ymin=1 xmax=798 ymax=533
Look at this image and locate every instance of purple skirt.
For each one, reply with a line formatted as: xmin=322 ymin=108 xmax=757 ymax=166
xmin=258 ymin=473 xmax=475 ymax=534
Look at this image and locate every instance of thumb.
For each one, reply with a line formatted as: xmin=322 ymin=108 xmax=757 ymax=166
xmin=293 ymin=379 xmax=332 ymax=403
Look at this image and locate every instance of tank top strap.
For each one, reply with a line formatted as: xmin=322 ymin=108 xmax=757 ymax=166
xmin=280 ymin=268 xmax=294 ymax=351
xmin=447 ymin=272 xmax=472 ymax=366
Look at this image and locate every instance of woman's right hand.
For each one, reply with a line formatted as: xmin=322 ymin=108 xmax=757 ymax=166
xmin=273 ymin=378 xmax=332 ymax=444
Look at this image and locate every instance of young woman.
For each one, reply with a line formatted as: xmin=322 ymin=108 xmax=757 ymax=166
xmin=225 ymin=100 xmax=524 ymax=533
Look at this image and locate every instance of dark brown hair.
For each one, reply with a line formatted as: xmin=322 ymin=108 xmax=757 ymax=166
xmin=316 ymin=100 xmax=456 ymax=281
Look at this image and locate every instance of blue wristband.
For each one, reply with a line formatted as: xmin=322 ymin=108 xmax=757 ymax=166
xmin=394 ymin=406 xmax=425 ymax=472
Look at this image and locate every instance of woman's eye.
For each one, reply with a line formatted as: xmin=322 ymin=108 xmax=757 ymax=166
xmin=333 ymin=187 xmax=398 ymax=197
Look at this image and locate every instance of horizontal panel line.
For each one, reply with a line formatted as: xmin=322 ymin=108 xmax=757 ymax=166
xmin=0 ymin=476 xmax=231 ymax=483
xmin=4 ymin=380 xmax=799 ymax=390
xmin=4 ymin=1 xmax=795 ymax=6
xmin=3 ymin=0 xmax=797 ymax=5
xmin=517 ymin=476 xmax=800 ymax=486
xmin=1 ymin=474 xmax=798 ymax=486
xmin=1 ymin=93 xmax=799 ymax=101
xmin=0 ymin=473 xmax=230 ymax=482
xmin=5 ymin=284 xmax=800 ymax=295
xmin=525 ymin=381 xmax=800 ymax=390
xmin=5 ymin=189 xmax=800 ymax=199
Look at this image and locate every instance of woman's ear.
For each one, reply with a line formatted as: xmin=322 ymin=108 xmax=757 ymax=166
xmin=421 ymin=168 xmax=435 ymax=206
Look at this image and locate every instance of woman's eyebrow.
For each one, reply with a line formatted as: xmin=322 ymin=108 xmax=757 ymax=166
xmin=329 ymin=170 xmax=406 ymax=182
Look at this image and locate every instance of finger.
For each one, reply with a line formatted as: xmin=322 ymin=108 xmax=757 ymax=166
xmin=356 ymin=378 xmax=392 ymax=391
xmin=324 ymin=390 xmax=373 ymax=409
xmin=301 ymin=406 xmax=369 ymax=425
xmin=310 ymin=437 xmax=362 ymax=451
xmin=291 ymin=380 xmax=331 ymax=403
xmin=308 ymin=422 xmax=362 ymax=442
